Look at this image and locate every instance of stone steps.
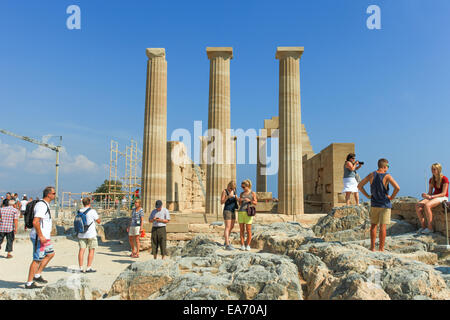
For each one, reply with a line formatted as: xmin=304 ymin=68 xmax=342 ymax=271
xmin=140 ymin=212 xmax=326 ymax=233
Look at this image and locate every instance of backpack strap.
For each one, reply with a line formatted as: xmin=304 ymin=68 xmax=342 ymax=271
xmin=37 ymin=200 xmax=51 ymax=228
xmin=82 ymin=208 xmax=93 ymax=229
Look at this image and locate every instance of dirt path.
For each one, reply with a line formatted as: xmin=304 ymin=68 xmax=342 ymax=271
xmin=0 ymin=235 xmax=153 ymax=293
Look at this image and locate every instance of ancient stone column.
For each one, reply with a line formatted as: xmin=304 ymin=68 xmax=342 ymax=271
xmin=256 ymin=136 xmax=267 ymax=192
xmin=141 ymin=48 xmax=167 ymax=215
xmin=166 ymin=141 xmax=185 ymax=212
xmin=205 ymin=47 xmax=233 ymax=216
xmin=276 ymin=47 xmax=304 ymax=215
xmin=230 ymin=136 xmax=237 ymax=183
xmin=199 ymin=136 xmax=208 ymax=174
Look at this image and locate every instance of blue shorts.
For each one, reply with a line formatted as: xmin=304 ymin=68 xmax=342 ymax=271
xmin=31 ymin=237 xmax=54 ymax=261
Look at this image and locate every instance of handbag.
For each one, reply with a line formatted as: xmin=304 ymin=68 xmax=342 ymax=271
xmin=140 ymin=229 xmax=146 ymax=238
xmin=246 ymin=194 xmax=256 ymax=217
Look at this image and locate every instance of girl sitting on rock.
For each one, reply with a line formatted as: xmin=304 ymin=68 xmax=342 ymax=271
xmin=415 ymin=163 xmax=449 ymax=234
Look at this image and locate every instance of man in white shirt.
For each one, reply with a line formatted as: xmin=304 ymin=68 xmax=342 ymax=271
xmin=20 ymin=195 xmax=28 ymax=217
xmin=149 ymin=200 xmax=170 ymax=260
xmin=77 ymin=197 xmax=101 ymax=273
xmin=26 ymin=186 xmax=56 ymax=289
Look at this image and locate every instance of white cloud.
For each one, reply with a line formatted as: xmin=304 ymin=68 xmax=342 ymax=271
xmin=0 ymin=137 xmax=100 ymax=174
xmin=62 ymin=154 xmax=98 ymax=173
xmin=29 ymin=146 xmax=55 ymax=160
xmin=0 ymin=139 xmax=27 ymax=168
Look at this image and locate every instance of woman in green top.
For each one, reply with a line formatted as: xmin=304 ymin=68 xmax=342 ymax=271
xmin=238 ymin=179 xmax=257 ymax=251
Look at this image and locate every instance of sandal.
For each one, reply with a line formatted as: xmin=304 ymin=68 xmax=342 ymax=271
xmin=6 ymin=254 xmax=13 ymax=259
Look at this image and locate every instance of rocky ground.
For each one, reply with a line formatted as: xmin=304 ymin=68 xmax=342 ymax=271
xmin=0 ymin=204 xmax=449 ymax=300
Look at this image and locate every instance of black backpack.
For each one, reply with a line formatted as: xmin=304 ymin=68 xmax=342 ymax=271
xmin=24 ymin=200 xmax=51 ymax=229
xmin=224 ymin=189 xmax=239 ymax=211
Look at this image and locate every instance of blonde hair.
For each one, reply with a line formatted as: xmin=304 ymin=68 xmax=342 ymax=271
xmin=227 ymin=181 xmax=236 ymax=190
xmin=241 ymin=179 xmax=252 ymax=190
xmin=431 ymin=163 xmax=443 ymax=188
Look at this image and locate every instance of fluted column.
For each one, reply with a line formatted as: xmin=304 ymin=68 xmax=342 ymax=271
xmin=276 ymin=47 xmax=304 ymax=215
xmin=205 ymin=47 xmax=233 ymax=215
xmin=141 ymin=48 xmax=167 ymax=215
xmin=256 ymin=136 xmax=267 ymax=192
xmin=199 ymin=136 xmax=208 ymax=173
xmin=231 ymin=136 xmax=237 ymax=183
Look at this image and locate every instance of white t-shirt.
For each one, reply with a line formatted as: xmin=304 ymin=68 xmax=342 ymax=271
xmin=20 ymin=200 xmax=28 ymax=211
xmin=30 ymin=200 xmax=52 ymax=239
xmin=77 ymin=207 xmax=99 ymax=239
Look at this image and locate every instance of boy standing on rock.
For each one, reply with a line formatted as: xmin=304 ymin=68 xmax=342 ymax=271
xmin=358 ymin=158 xmax=400 ymax=252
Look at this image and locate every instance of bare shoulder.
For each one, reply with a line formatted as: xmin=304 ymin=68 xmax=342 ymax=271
xmin=363 ymin=172 xmax=374 ymax=180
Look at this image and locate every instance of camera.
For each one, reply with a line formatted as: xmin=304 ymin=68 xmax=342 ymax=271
xmin=358 ymin=161 xmax=365 ymax=165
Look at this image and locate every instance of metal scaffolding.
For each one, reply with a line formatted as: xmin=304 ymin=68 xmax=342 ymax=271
xmin=124 ymin=139 xmax=142 ymax=197
xmin=109 ymin=139 xmax=142 ymax=204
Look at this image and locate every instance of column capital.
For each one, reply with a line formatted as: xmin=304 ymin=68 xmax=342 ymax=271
xmin=275 ymin=47 xmax=304 ymax=60
xmin=207 ymin=47 xmax=233 ymax=60
xmin=146 ymin=48 xmax=166 ymax=59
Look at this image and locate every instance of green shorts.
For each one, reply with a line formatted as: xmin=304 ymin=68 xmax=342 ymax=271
xmin=238 ymin=211 xmax=253 ymax=225
xmin=78 ymin=237 xmax=98 ymax=249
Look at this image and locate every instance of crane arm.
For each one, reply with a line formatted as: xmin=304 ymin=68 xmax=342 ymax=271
xmin=0 ymin=129 xmax=59 ymax=151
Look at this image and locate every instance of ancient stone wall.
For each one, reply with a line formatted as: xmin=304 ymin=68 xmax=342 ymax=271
xmin=303 ymin=143 xmax=355 ymax=213
xmin=166 ymin=141 xmax=206 ymax=212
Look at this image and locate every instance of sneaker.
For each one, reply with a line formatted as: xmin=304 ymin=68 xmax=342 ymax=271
xmin=33 ymin=276 xmax=48 ymax=284
xmin=417 ymin=228 xmax=426 ymax=234
xmin=240 ymin=245 xmax=246 ymax=251
xmin=85 ymin=268 xmax=97 ymax=273
xmin=226 ymin=245 xmax=235 ymax=251
xmin=223 ymin=241 xmax=227 ymax=247
xmin=25 ymin=282 xmax=41 ymax=289
xmin=421 ymin=228 xmax=433 ymax=235
xmin=245 ymin=245 xmax=251 ymax=251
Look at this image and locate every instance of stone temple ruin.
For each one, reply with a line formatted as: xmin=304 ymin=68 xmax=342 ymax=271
xmin=140 ymin=47 xmax=357 ymax=217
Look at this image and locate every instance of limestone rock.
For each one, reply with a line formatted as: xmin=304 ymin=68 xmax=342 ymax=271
xmin=108 ymin=259 xmax=179 ymax=300
xmin=313 ymin=205 xmax=416 ymax=242
xmin=312 ymin=205 xmax=370 ymax=236
xmin=102 ymin=217 xmax=130 ymax=240
xmin=0 ymin=277 xmax=102 ymax=300
xmin=289 ymin=243 xmax=449 ymax=300
xmin=251 ymin=222 xmax=317 ymax=254
xmin=108 ymin=236 xmax=303 ymax=300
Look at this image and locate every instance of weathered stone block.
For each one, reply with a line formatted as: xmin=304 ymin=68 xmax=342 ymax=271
xmin=166 ymin=223 xmax=189 ymax=233
xmin=256 ymin=192 xmax=273 ymax=200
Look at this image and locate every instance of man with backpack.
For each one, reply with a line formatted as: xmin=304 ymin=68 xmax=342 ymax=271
xmin=25 ymin=186 xmax=56 ymax=289
xmin=75 ymin=197 xmax=100 ymax=273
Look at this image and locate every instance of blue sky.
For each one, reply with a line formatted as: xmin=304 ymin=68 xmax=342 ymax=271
xmin=0 ymin=0 xmax=449 ymax=200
